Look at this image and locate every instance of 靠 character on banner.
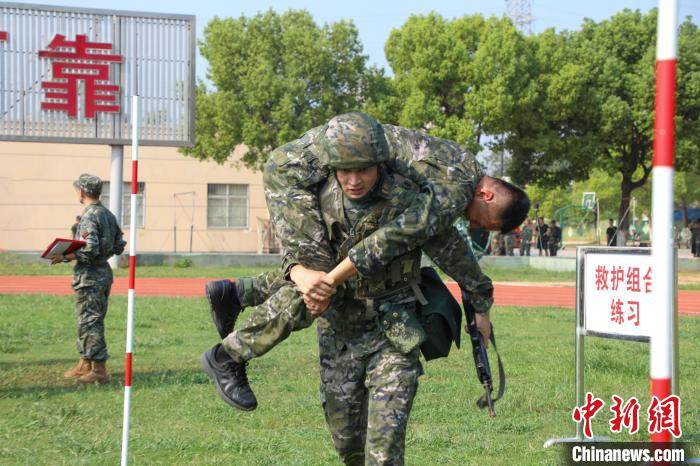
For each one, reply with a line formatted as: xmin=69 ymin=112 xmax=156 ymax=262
xmin=39 ymin=34 xmax=122 ymax=118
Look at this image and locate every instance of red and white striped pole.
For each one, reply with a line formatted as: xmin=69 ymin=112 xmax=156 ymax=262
xmin=121 ymin=95 xmax=139 ymax=465
xmin=650 ymin=0 xmax=677 ymax=444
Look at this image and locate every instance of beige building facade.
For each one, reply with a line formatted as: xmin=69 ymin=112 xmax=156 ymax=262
xmin=0 ymin=142 xmax=273 ymax=253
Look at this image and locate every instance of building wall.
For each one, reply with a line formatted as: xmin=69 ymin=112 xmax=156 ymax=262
xmin=0 ymin=141 xmax=269 ymax=252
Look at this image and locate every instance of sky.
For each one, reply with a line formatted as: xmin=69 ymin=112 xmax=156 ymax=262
xmin=11 ymin=0 xmax=700 ymax=81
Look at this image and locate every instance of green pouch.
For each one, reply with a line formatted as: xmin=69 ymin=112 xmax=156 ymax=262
xmin=378 ymin=301 xmax=427 ymax=354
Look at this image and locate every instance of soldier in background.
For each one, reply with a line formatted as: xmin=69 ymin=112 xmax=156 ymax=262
xmin=606 ymin=219 xmax=618 ymax=247
xmin=504 ymin=230 xmax=516 ymax=256
xmin=692 ymin=219 xmax=700 ymax=257
xmin=548 ymin=219 xmax=562 ymax=256
xmin=491 ymin=232 xmax=505 ymax=255
xmin=536 ymin=217 xmax=549 ymax=256
xmin=681 ymin=223 xmax=691 ymax=249
xmin=70 ymin=215 xmax=81 ymax=239
xmin=520 ymin=218 xmax=533 ymax=256
xmin=52 ymin=174 xmax=126 ymax=384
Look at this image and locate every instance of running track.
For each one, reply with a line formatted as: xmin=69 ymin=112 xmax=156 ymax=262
xmin=1 ymin=275 xmax=698 ymax=316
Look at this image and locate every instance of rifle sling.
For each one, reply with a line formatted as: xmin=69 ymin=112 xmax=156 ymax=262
xmin=476 ymin=329 xmax=506 ymax=409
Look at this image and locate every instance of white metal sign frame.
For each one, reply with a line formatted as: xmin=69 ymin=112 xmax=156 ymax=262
xmin=0 ymin=2 xmax=195 ymax=146
xmin=545 ymin=246 xmax=678 ymax=447
xmin=579 ymin=247 xmax=655 ymax=343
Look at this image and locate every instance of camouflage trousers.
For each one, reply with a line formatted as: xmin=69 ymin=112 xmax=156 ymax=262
xmin=318 ymin=320 xmax=422 ymax=466
xmin=222 ymin=271 xmax=315 ymax=364
xmin=519 ymin=240 xmax=531 ymax=256
xmin=219 ymin=271 xmax=423 ymax=465
xmin=74 ymin=283 xmax=111 ymax=361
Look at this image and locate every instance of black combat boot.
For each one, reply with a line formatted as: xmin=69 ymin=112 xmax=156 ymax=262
xmin=205 ymin=280 xmax=243 ymax=339
xmin=200 ymin=344 xmax=258 ymax=411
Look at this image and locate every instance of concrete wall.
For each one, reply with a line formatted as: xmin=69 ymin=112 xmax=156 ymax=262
xmin=479 ymin=255 xmax=577 ymax=272
xmin=118 ymin=252 xmax=281 ymax=268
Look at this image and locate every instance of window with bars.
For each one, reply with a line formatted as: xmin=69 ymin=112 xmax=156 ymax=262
xmin=207 ymin=184 xmax=248 ymax=228
xmin=101 ymin=182 xmax=145 ymax=228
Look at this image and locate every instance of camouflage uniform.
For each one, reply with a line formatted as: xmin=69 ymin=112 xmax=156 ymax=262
xmin=264 ymin=116 xmax=484 ymax=276
xmin=520 ymin=224 xmax=533 ymax=256
xmin=224 ymin=167 xmax=492 ymax=465
xmin=222 ymin=212 xmax=493 ymax=366
xmin=71 ymin=175 xmax=126 ymax=361
xmin=222 ymin=272 xmax=314 ymax=363
xmin=223 ymin=115 xmax=491 ymax=367
xmin=504 ymin=231 xmax=515 ymax=256
xmin=492 ymin=232 xmax=504 ymax=256
xmin=316 ymin=170 xmax=424 ymax=465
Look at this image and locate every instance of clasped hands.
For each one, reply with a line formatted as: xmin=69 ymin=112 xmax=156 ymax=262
xmin=289 ymin=265 xmax=336 ymax=316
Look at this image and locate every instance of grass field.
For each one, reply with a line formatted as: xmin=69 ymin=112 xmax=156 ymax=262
xmin=1 ymin=294 xmax=698 ymax=465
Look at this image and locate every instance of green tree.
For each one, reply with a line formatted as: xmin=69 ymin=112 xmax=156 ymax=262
xmin=510 ymin=9 xmax=700 ymax=240
xmin=182 ymin=10 xmax=382 ymax=168
xmin=359 ymin=67 xmax=402 ymax=125
xmin=525 ymin=171 xmax=620 ymax=223
xmin=525 ymin=167 xmax=700 ymax=241
xmin=384 ymin=13 xmax=537 ymax=153
xmin=508 ymin=28 xmax=600 ymax=189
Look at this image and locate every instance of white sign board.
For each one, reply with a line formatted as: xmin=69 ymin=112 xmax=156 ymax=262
xmin=579 ymin=247 xmax=657 ymax=342
xmin=0 ymin=3 xmax=195 ymax=146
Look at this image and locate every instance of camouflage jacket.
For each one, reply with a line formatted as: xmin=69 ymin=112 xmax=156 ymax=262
xmin=320 ymin=170 xmax=423 ymax=302
xmin=322 ymin=171 xmax=493 ymax=314
xmin=264 ymin=124 xmax=484 ymax=277
xmin=72 ymin=201 xmax=126 ymax=289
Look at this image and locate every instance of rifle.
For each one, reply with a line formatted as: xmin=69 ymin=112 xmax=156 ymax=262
xmin=462 ymin=289 xmax=505 ymax=417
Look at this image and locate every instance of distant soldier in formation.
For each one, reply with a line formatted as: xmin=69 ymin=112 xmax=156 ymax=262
xmin=548 ymin=219 xmax=562 ymax=256
xmin=70 ymin=215 xmax=81 ymax=239
xmin=53 ymin=174 xmax=126 ymax=384
xmin=606 ymin=219 xmax=618 ymax=247
xmin=536 ymin=217 xmax=549 ymax=256
xmin=692 ymin=220 xmax=700 ymax=258
xmin=681 ymin=224 xmax=691 ymax=249
xmin=495 ymin=232 xmax=509 ymax=255
xmin=519 ymin=218 xmax=533 ymax=256
xmin=504 ymin=230 xmax=516 ymax=256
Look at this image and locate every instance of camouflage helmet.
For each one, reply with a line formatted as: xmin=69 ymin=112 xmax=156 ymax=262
xmin=73 ymin=173 xmax=103 ymax=197
xmin=318 ymin=112 xmax=389 ymax=169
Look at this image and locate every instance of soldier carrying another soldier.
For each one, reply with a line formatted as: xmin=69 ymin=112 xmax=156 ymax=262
xmin=201 ymin=113 xmax=528 ymax=464
xmin=53 ymin=174 xmax=126 ymax=385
